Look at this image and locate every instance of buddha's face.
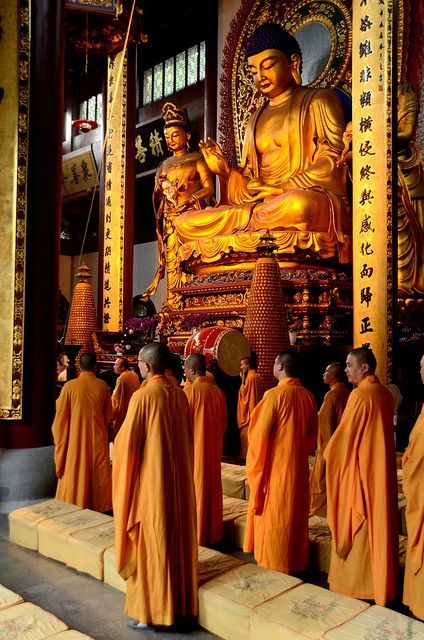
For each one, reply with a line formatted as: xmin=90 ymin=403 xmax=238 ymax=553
xmin=165 ymin=125 xmax=189 ymax=154
xmin=247 ymin=48 xmax=298 ymax=99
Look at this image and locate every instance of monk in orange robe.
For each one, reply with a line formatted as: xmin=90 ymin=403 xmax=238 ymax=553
xmin=244 ymin=351 xmax=317 ymax=573
xmin=237 ymin=356 xmax=264 ymax=460
xmin=325 ymin=347 xmax=399 ymax=605
xmin=402 ymin=353 xmax=424 ymax=619
xmin=184 ymin=353 xmax=227 ymax=546
xmin=52 ymin=352 xmax=112 ymax=512
xmin=113 ymin=342 xmax=198 ymax=630
xmin=309 ymin=362 xmax=350 ymax=516
xmin=111 ymin=357 xmax=140 ymax=438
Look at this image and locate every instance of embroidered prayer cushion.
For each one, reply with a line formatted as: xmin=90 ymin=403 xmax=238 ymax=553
xmin=67 ymin=521 xmax=116 ymax=579
xmin=250 ymin=582 xmax=369 ymax=640
xmin=222 ymin=496 xmax=249 ymax=546
xmin=0 ymin=584 xmax=23 ymax=611
xmin=49 ymin=632 xmax=95 ymax=639
xmin=308 ymin=516 xmax=332 ymax=573
xmin=198 ymin=546 xmax=244 ymax=586
xmin=38 ymin=510 xmax=113 ymax=564
xmin=198 ymin=563 xmax=302 ymax=640
xmin=103 ymin=545 xmax=127 ymax=593
xmin=234 ymin=514 xmax=246 ymax=549
xmin=0 ymin=602 xmax=67 ymax=638
xmin=221 ymin=463 xmax=247 ymax=499
xmin=9 ymin=500 xmax=82 ymax=550
xmin=322 ymin=604 xmax=424 ymax=639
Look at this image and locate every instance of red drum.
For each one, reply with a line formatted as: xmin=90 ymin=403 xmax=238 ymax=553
xmin=184 ymin=326 xmax=250 ymax=377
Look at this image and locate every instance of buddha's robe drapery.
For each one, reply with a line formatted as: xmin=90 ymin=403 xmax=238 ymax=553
xmin=111 ymin=370 xmax=140 ymax=437
xmin=184 ymin=376 xmax=227 ymax=545
xmin=325 ymin=376 xmax=399 ymax=605
xmin=175 ymin=87 xmax=351 ymax=264
xmin=52 ymin=371 xmax=112 ymax=512
xmin=309 ymin=382 xmax=350 ymax=516
xmin=112 ymin=375 xmax=198 ymax=627
xmin=402 ymin=405 xmax=424 ymax=619
xmin=244 ymin=377 xmax=317 ymax=573
xmin=237 ymin=370 xmax=264 ymax=459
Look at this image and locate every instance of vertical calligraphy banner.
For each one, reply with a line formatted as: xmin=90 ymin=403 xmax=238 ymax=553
xmin=352 ymin=0 xmax=395 ymax=381
xmin=102 ymin=50 xmax=128 ymax=331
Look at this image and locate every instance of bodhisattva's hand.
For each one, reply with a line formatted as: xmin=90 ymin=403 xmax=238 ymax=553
xmin=246 ymin=178 xmax=284 ymax=200
xmin=199 ymin=137 xmax=230 ymax=179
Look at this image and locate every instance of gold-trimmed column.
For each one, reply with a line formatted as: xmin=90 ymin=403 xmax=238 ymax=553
xmin=101 ymin=50 xmax=128 ymax=331
xmin=352 ymin=0 xmax=395 ymax=380
xmin=0 ymin=0 xmax=30 ymax=419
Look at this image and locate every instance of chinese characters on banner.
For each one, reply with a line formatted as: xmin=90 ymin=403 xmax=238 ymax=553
xmin=102 ymin=50 xmax=127 ymax=331
xmin=352 ymin=0 xmax=394 ymax=380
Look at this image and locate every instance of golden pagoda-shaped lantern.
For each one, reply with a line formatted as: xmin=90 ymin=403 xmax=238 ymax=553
xmin=243 ymin=233 xmax=290 ymax=391
xmin=64 ymin=263 xmax=98 ymax=354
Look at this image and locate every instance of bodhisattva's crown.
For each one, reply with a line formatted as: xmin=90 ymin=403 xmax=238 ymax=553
xmin=162 ymin=102 xmax=189 ymax=128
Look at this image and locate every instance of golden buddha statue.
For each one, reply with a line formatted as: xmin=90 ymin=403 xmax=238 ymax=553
xmin=397 ymin=84 xmax=424 ymax=294
xmin=174 ymin=23 xmax=351 ymax=266
xmin=142 ymin=102 xmax=215 ymax=308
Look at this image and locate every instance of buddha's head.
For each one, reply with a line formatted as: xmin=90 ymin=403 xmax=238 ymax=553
xmin=162 ymin=102 xmax=191 ymax=155
xmin=245 ymin=23 xmax=303 ymax=98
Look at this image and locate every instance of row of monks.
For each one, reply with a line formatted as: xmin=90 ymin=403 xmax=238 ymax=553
xmin=50 ymin=342 xmax=424 ymax=629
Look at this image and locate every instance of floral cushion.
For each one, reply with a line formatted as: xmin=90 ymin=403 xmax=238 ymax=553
xmin=0 ymin=602 xmax=67 ymax=639
xmin=9 ymin=500 xmax=82 ymax=550
xmin=67 ymin=521 xmax=116 ymax=579
xmin=103 ymin=546 xmax=126 ymax=593
xmin=250 ymin=582 xmax=369 ymax=640
xmin=221 ymin=463 xmax=247 ymax=499
xmin=198 ymin=545 xmax=244 ymax=586
xmin=198 ymin=563 xmax=302 ymax=640
xmin=37 ymin=510 xmax=113 ymax=564
xmin=0 ymin=584 xmax=23 ymax=611
xmin=322 ymin=604 xmax=424 ymax=639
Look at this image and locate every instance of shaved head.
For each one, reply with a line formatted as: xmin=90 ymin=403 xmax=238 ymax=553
xmin=185 ymin=353 xmax=206 ymax=376
xmin=140 ymin=342 xmax=170 ymax=374
xmin=326 ymin=362 xmax=345 ymax=381
xmin=349 ymin=347 xmax=377 ymax=373
xmin=79 ymin=352 xmax=96 ymax=371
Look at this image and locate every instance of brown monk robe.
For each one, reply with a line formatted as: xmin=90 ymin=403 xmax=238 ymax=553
xmin=111 ymin=357 xmax=140 ymax=438
xmin=184 ymin=353 xmax=227 ymax=545
xmin=402 ymin=354 xmax=424 ymax=619
xmin=52 ymin=352 xmax=112 ymax=512
xmin=244 ymin=351 xmax=317 ymax=573
xmin=113 ymin=343 xmax=198 ymax=629
xmin=309 ymin=363 xmax=350 ymax=516
xmin=237 ymin=357 xmax=264 ymax=460
xmin=325 ymin=348 xmax=399 ymax=606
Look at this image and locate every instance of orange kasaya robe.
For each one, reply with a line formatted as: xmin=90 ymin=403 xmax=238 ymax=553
xmin=184 ymin=375 xmax=227 ymax=545
xmin=237 ymin=369 xmax=264 ymax=459
xmin=52 ymin=371 xmax=112 ymax=512
xmin=324 ymin=375 xmax=399 ymax=605
xmin=243 ymin=377 xmax=318 ymax=573
xmin=112 ymin=375 xmax=198 ymax=627
xmin=111 ymin=370 xmax=140 ymax=438
xmin=402 ymin=405 xmax=424 ymax=619
xmin=309 ymin=382 xmax=350 ymax=516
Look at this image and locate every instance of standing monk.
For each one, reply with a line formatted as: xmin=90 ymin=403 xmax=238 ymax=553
xmin=111 ymin=357 xmax=140 ymax=439
xmin=244 ymin=351 xmax=317 ymax=573
xmin=309 ymin=362 xmax=350 ymax=516
xmin=237 ymin=356 xmax=264 ymax=460
xmin=325 ymin=347 xmax=399 ymax=605
xmin=402 ymin=353 xmax=424 ymax=619
xmin=184 ymin=353 xmax=227 ymax=546
xmin=113 ymin=342 xmax=198 ymax=631
xmin=52 ymin=352 xmax=112 ymax=512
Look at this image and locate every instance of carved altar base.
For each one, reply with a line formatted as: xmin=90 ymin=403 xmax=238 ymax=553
xmin=167 ymin=250 xmax=353 ymax=354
